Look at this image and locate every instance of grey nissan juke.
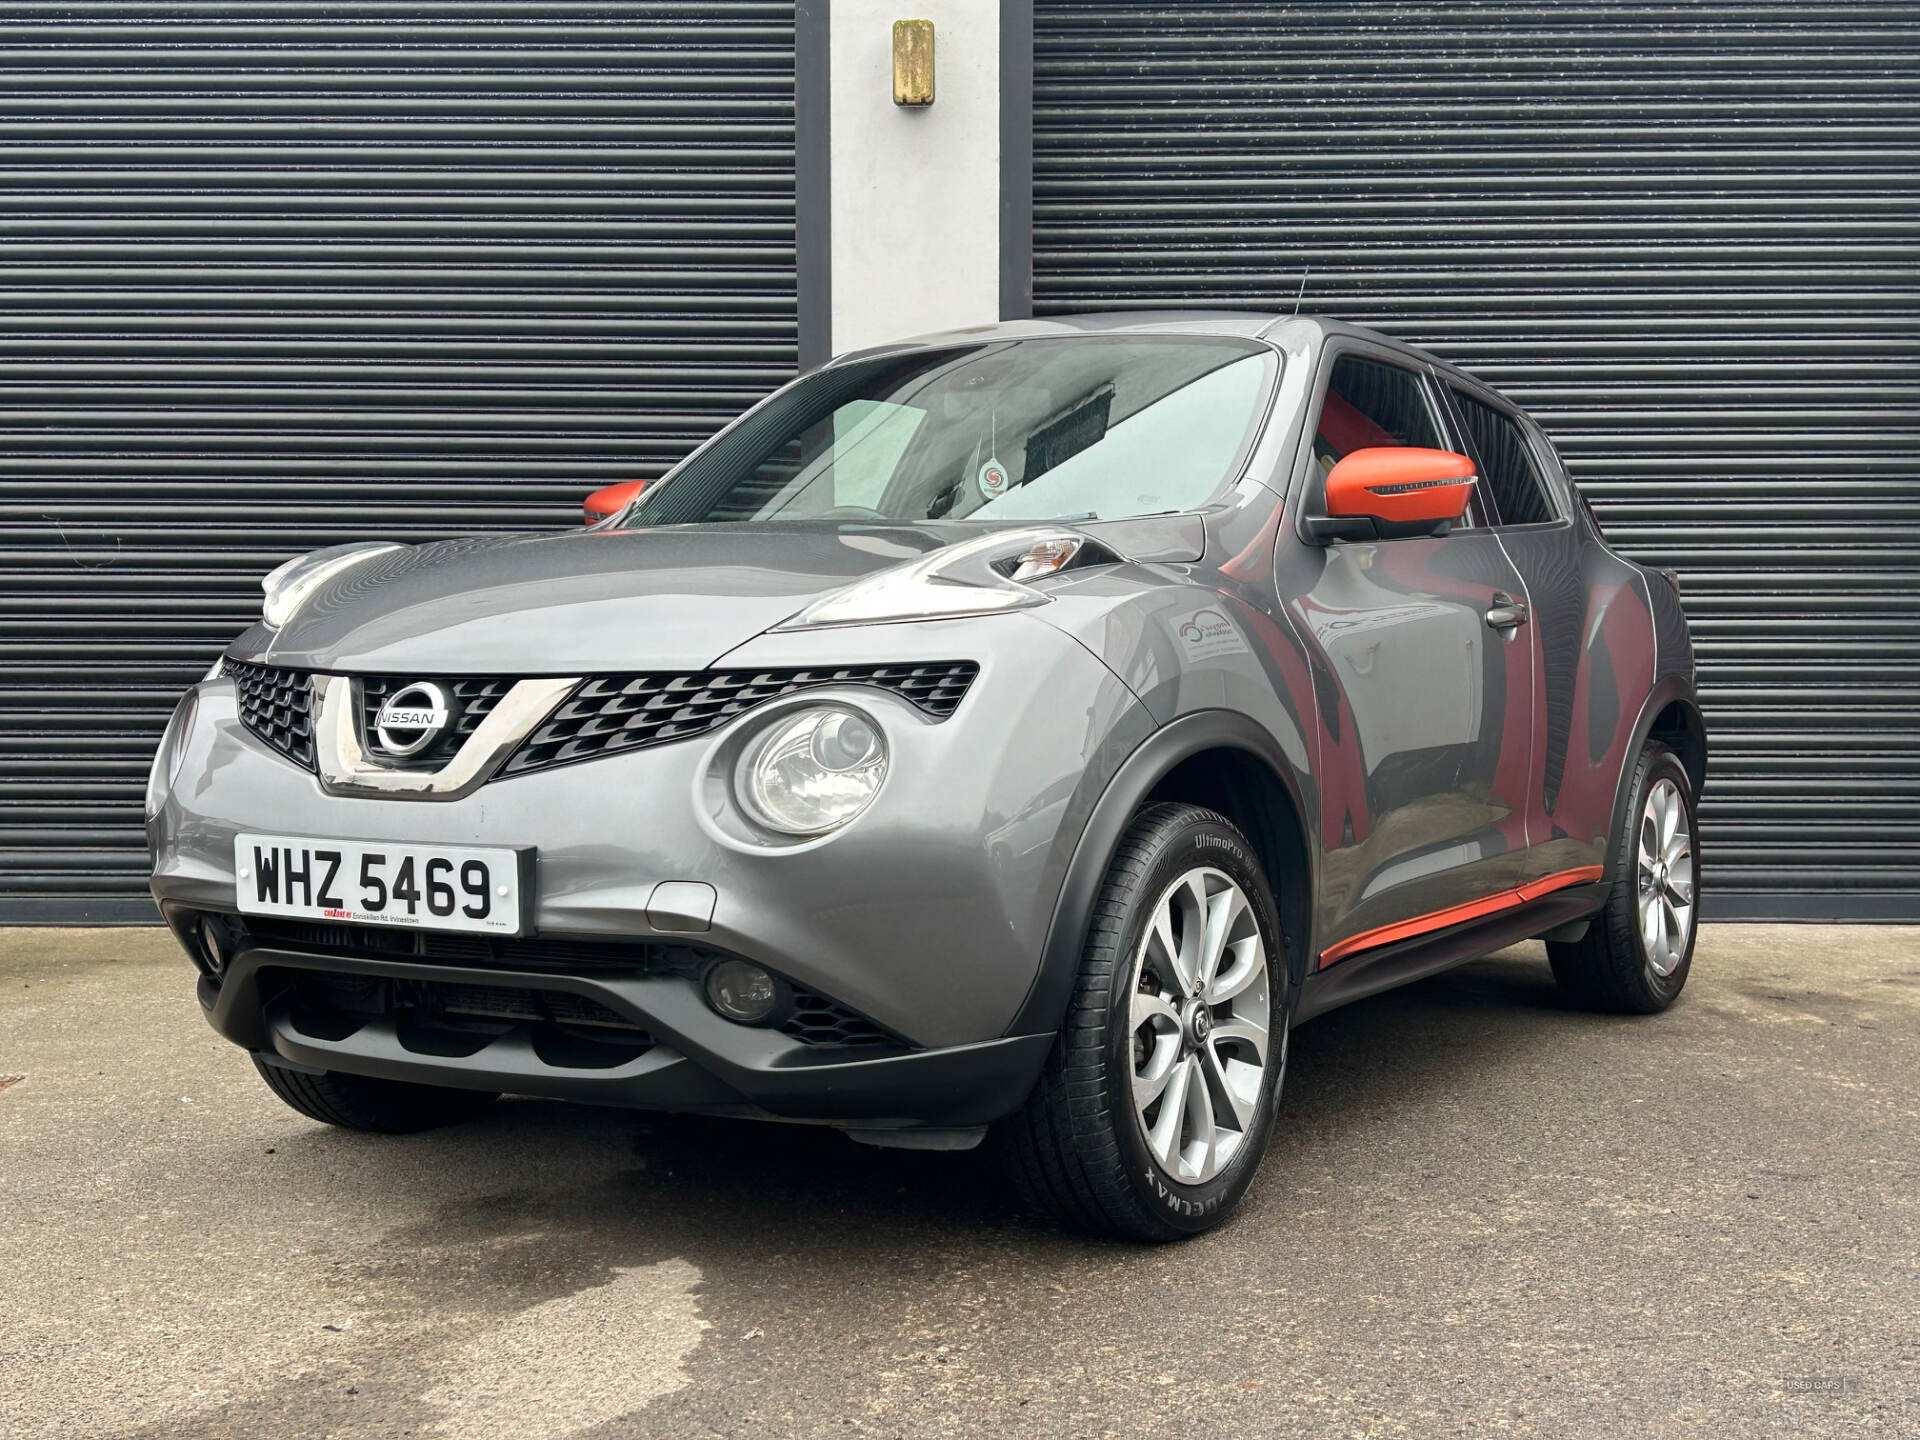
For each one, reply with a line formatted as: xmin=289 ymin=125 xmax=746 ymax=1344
xmin=147 ymin=314 xmax=1705 ymax=1241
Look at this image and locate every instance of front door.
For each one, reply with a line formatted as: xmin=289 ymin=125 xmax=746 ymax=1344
xmin=1284 ymin=349 xmax=1539 ymax=967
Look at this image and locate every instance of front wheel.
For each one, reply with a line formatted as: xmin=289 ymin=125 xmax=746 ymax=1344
xmin=1001 ymin=803 xmax=1289 ymax=1241
xmin=1549 ymin=740 xmax=1698 ymax=1013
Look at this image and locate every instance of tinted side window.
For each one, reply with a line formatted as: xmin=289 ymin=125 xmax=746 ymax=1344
xmin=1448 ymin=388 xmax=1557 ymax=526
xmin=1524 ymin=419 xmax=1578 ymax=507
xmin=1313 ymin=354 xmax=1444 ymax=471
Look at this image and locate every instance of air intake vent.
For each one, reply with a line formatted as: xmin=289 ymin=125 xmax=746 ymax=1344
xmin=224 ymin=659 xmax=316 ymax=769
xmin=780 ymin=990 xmax=900 ymax=1049
xmin=237 ymin=914 xmax=908 ymax=1050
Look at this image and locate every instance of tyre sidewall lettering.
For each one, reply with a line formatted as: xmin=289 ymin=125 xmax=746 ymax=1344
xmin=1106 ymin=818 xmax=1288 ymax=1228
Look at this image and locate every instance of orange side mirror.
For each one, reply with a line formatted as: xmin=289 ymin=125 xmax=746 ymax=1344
xmin=583 ymin=479 xmax=647 ymax=524
xmin=1324 ymin=446 xmax=1477 ymax=527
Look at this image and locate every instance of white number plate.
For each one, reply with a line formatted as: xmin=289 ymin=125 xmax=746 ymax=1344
xmin=234 ymin=833 xmax=525 ymax=935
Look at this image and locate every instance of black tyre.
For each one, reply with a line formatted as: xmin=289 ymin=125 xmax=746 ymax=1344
xmin=1002 ymin=803 xmax=1289 ymax=1241
xmin=1548 ymin=741 xmax=1698 ymax=1013
xmin=252 ymin=1057 xmax=498 ymax=1134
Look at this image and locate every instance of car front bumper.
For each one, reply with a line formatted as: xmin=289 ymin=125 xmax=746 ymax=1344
xmin=148 ymin=614 xmax=1152 ymax=1128
xmin=176 ymin=924 xmax=1053 ymax=1129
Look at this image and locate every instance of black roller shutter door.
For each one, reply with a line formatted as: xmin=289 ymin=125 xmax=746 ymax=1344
xmin=0 ymin=3 xmax=796 ymax=922
xmin=1035 ymin=0 xmax=1920 ymax=920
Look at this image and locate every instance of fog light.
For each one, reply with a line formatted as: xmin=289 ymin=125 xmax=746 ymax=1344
xmin=198 ymin=916 xmax=230 ymax=973
xmin=704 ymin=960 xmax=779 ymax=1025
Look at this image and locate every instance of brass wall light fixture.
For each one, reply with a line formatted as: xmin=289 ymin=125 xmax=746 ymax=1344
xmin=892 ymin=19 xmax=935 ymax=106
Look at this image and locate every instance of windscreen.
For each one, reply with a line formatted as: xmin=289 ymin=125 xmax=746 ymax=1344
xmin=626 ymin=336 xmax=1276 ymax=527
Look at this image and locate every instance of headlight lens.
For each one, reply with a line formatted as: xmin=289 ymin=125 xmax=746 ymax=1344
xmin=734 ymin=706 xmax=888 ymax=835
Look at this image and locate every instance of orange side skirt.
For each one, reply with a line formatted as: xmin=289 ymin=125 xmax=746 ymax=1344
xmin=1319 ymin=865 xmax=1606 ymax=968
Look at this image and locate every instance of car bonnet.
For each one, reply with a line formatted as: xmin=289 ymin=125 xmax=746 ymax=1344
xmin=248 ymin=523 xmax=961 ymax=673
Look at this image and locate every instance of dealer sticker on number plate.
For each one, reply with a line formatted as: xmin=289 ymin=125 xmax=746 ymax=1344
xmin=234 ymin=833 xmax=525 ymax=935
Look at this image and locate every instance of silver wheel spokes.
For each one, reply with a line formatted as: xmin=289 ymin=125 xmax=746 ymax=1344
xmin=1636 ymin=777 xmax=1694 ymax=977
xmin=1129 ymin=867 xmax=1271 ymax=1185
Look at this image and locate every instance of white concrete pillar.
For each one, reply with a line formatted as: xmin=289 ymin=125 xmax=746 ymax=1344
xmin=797 ymin=1 xmax=1031 ymax=366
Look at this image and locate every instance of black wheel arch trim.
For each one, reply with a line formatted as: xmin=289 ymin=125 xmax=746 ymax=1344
xmin=1007 ymin=709 xmax=1316 ymax=1039
xmin=1602 ymin=674 xmax=1707 ymax=890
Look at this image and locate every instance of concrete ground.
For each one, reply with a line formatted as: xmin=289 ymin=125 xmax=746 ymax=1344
xmin=1 ymin=926 xmax=1915 ymax=1439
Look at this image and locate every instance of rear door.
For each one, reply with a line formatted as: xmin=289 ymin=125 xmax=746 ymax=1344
xmin=1440 ymin=377 xmax=1655 ymax=885
xmin=1285 ymin=342 xmax=1539 ymax=966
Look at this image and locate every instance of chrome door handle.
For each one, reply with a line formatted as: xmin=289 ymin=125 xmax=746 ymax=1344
xmin=1485 ymin=594 xmax=1529 ymax=632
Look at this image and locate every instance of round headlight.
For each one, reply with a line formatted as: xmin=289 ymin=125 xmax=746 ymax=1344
xmin=734 ymin=705 xmax=888 ymax=836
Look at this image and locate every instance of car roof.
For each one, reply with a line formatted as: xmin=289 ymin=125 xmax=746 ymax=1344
xmin=835 ymin=312 xmax=1454 ymax=373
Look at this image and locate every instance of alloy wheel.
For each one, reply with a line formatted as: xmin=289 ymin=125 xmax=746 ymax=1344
xmin=1637 ymin=776 xmax=1695 ymax=976
xmin=1128 ymin=866 xmax=1271 ymax=1185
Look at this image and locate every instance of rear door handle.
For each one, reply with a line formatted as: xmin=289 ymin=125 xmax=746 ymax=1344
xmin=1485 ymin=593 xmax=1529 ymax=632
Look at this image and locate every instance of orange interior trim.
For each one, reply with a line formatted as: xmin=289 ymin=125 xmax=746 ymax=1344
xmin=1318 ymin=865 xmax=1605 ymax=968
xmin=1317 ymin=391 xmax=1397 ymax=454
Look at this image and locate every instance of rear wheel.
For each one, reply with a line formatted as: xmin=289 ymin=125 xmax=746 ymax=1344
xmin=1002 ymin=803 xmax=1288 ymax=1241
xmin=1549 ymin=741 xmax=1698 ymax=1013
xmin=252 ymin=1058 xmax=498 ymax=1133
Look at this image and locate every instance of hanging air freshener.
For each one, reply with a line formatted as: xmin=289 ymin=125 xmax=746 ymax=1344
xmin=977 ymin=412 xmax=1009 ymax=497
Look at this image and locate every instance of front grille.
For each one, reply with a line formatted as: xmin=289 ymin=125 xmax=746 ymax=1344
xmin=220 ymin=659 xmax=979 ymax=781
xmin=356 ymin=675 xmax=514 ymax=770
xmin=405 ymin=978 xmax=639 ymax=1031
xmin=239 ymin=915 xmax=908 ymax=1049
xmin=500 ymin=662 xmax=981 ymax=777
xmin=225 ymin=658 xmax=316 ymax=769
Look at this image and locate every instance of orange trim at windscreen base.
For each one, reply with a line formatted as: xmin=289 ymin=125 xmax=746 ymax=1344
xmin=1318 ymin=865 xmax=1606 ymax=968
